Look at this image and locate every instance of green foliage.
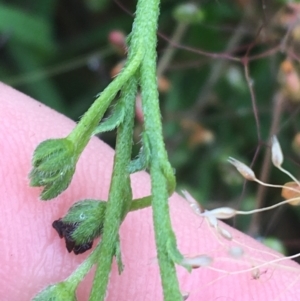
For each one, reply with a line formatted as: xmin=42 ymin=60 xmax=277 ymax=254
xmin=28 ymin=0 xmax=193 ymax=299
xmin=128 ymin=145 xmax=150 ymax=173
xmin=0 ymin=3 xmax=55 ymax=52
xmin=4 ymin=0 xmax=300 ymax=298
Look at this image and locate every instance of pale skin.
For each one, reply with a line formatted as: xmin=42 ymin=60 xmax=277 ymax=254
xmin=1 ymin=82 xmax=300 ymax=300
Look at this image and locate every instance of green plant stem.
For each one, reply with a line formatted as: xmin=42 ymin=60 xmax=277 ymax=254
xmin=137 ymin=0 xmax=183 ymax=300
xmin=89 ymin=76 xmax=138 ymax=301
xmin=129 ymin=196 xmax=151 ymax=211
xmin=66 ymin=244 xmax=101 ymax=291
xmin=67 ymin=0 xmax=183 ymax=299
xmin=67 ymin=48 xmax=143 ymax=157
xmin=150 ymin=163 xmax=183 ymax=301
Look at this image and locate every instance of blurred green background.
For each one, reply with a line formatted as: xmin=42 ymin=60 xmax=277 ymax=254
xmin=2 ymin=0 xmax=300 ymax=258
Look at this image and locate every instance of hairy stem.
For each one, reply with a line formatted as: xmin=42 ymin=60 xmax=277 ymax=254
xmin=138 ymin=0 xmax=183 ymax=299
xmin=89 ymin=76 xmax=138 ymax=301
xmin=66 ymin=245 xmax=101 ymax=291
xmin=67 ymin=48 xmax=142 ymax=157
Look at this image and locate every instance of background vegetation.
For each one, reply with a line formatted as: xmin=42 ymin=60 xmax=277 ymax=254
xmin=2 ymin=0 xmax=300 ymax=259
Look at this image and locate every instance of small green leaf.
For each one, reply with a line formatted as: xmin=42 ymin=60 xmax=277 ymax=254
xmin=128 ymin=133 xmax=151 ymax=173
xmin=128 ymin=147 xmax=149 ymax=173
xmin=114 ymin=234 xmax=124 ymax=274
xmin=92 ymin=102 xmax=125 ymax=135
xmin=161 ymin=161 xmax=176 ymax=196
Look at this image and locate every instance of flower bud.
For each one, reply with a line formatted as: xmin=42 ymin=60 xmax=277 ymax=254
xmin=181 ymin=254 xmax=213 ymax=269
xmin=217 ymin=226 xmax=232 ymax=240
xmin=53 ymin=200 xmax=106 ymax=254
xmin=33 ymin=282 xmax=77 ymax=301
xmin=228 ymin=157 xmax=256 ymax=181
xmin=271 ymin=136 xmax=284 ymax=167
xmin=203 ymin=207 xmax=236 ymax=219
xmin=29 ymin=138 xmax=76 ymax=200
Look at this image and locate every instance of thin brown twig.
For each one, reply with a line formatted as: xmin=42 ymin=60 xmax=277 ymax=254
xmin=157 ymin=22 xmax=188 ymax=77
xmin=113 ymin=0 xmax=134 ymax=17
xmin=183 ymin=18 xmax=250 ymax=120
xmin=243 ymin=63 xmax=261 ymax=141
xmin=157 ymin=33 xmax=241 ymax=62
xmin=247 ymin=45 xmax=281 ymax=61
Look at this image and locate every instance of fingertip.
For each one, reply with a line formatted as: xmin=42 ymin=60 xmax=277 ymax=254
xmin=2 ymin=83 xmax=300 ymax=301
